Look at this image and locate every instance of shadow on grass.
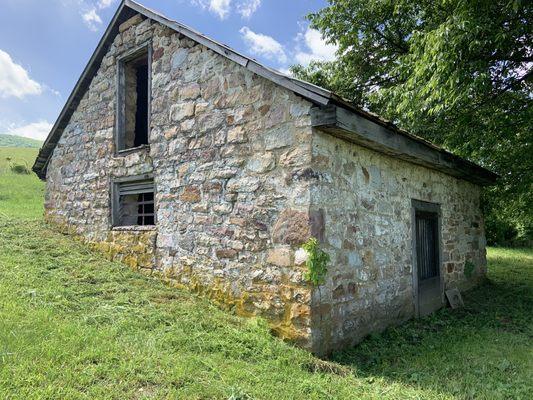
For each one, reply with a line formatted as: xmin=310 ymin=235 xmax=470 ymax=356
xmin=329 ymin=249 xmax=533 ymax=399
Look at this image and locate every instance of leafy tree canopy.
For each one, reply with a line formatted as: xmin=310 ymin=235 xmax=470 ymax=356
xmin=291 ymin=0 xmax=532 ymax=244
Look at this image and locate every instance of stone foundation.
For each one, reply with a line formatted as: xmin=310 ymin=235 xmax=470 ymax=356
xmin=45 ymin=214 xmax=156 ymax=271
xmin=45 ymin=211 xmax=312 ymax=345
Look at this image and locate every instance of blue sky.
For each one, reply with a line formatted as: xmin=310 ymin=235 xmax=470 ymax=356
xmin=0 ymin=0 xmax=335 ymax=140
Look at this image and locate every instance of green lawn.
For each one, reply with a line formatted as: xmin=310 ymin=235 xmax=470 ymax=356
xmin=0 ymin=147 xmax=532 ymax=399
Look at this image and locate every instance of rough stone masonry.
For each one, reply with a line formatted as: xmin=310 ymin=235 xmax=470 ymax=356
xmin=38 ymin=6 xmax=494 ymax=355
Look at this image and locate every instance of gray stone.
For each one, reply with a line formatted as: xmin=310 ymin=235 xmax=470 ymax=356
xmin=170 ymin=102 xmax=195 ymax=121
xmin=264 ymin=126 xmax=294 ymax=150
xmin=171 ymin=49 xmax=188 ymax=69
xmin=246 ymin=153 xmax=275 ymax=174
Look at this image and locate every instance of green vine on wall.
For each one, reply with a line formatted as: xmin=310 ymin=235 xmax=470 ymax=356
xmin=302 ymin=238 xmax=330 ymax=286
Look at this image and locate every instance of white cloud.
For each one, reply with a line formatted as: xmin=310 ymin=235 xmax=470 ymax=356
xmin=82 ymin=8 xmax=102 ymax=31
xmin=210 ymin=0 xmax=231 ymax=19
xmin=97 ymin=0 xmax=115 ymax=9
xmin=294 ymin=28 xmax=337 ymax=66
xmin=237 ymin=0 xmax=261 ymax=19
xmin=193 ymin=0 xmax=232 ymax=19
xmin=0 ymin=50 xmax=42 ymax=99
xmin=239 ymin=26 xmax=287 ymax=63
xmin=192 ymin=0 xmax=261 ymax=19
xmin=3 ymin=121 xmax=53 ymax=141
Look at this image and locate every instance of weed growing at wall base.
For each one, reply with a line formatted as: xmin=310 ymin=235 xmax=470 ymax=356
xmin=302 ymin=237 xmax=330 ymax=286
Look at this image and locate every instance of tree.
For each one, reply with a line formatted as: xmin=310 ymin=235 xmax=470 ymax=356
xmin=292 ymin=0 xmax=532 ymax=244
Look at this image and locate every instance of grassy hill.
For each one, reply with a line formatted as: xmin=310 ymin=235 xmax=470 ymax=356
xmin=0 ymin=147 xmax=44 ymax=219
xmin=0 ymin=134 xmax=42 ymax=148
xmin=0 ymin=148 xmax=532 ymax=399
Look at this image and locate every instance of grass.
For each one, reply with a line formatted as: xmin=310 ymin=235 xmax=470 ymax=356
xmin=0 ymin=148 xmax=532 ymax=399
xmin=332 ymin=248 xmax=533 ymax=399
xmin=0 ymin=147 xmax=44 ymax=219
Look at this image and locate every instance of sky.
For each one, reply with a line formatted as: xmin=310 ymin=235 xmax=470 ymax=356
xmin=0 ymin=0 xmax=336 ymax=141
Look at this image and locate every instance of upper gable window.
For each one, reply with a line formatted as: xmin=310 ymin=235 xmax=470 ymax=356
xmin=116 ymin=45 xmax=151 ymax=152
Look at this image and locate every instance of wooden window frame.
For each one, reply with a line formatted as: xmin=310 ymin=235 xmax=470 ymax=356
xmin=410 ymin=199 xmax=443 ymax=317
xmin=115 ymin=42 xmax=152 ymax=155
xmin=111 ymin=174 xmax=156 ymax=227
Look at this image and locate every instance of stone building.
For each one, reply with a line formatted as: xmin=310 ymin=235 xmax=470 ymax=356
xmin=33 ymin=0 xmax=497 ymax=354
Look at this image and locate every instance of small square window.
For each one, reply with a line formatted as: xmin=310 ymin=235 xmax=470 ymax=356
xmin=112 ymin=178 xmax=155 ymax=226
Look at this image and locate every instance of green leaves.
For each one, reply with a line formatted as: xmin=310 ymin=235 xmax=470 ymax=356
xmin=292 ymin=0 xmax=533 ymax=244
xmin=302 ymin=238 xmax=330 ymax=286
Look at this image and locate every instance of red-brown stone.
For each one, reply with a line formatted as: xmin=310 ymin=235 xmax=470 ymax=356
xmin=272 ymin=209 xmax=312 ymax=246
xmin=153 ymin=47 xmax=164 ymax=61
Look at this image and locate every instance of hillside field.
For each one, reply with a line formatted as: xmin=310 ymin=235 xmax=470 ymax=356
xmin=0 ymin=134 xmax=42 ymax=148
xmin=0 ymin=147 xmax=44 ymax=219
xmin=0 ymin=147 xmax=532 ymax=399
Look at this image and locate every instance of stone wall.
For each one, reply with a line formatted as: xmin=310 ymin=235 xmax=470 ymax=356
xmin=45 ymin=15 xmax=316 ymax=347
xmin=308 ymin=130 xmax=487 ymax=353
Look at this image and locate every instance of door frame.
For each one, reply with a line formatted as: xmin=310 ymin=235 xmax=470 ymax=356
xmin=411 ymin=199 xmax=444 ymax=317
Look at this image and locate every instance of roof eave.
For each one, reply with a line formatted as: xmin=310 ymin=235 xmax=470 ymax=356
xmin=311 ymin=105 xmax=499 ymax=186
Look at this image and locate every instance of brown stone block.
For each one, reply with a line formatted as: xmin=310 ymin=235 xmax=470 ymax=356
xmin=229 ymin=217 xmax=246 ymax=226
xmin=180 ymin=82 xmax=201 ymax=100
xmin=119 ymin=14 xmax=143 ymax=33
xmin=332 ymin=284 xmax=345 ymax=300
xmin=163 ymin=127 xmax=178 ymax=140
xmin=347 ymin=282 xmax=357 ymax=296
xmin=153 ymin=47 xmax=164 ymax=61
xmin=342 ymin=239 xmax=355 ymax=251
xmin=289 ymin=303 xmax=311 ymax=322
xmin=447 ymin=263 xmax=455 ymax=273
xmin=180 ymin=186 xmax=201 ymax=203
xmin=258 ymin=104 xmax=270 ymax=116
xmin=203 ymin=181 xmax=223 ymax=193
xmin=272 ymin=209 xmax=312 ymax=246
xmin=280 ymin=146 xmax=310 ymax=167
xmin=227 ymin=126 xmax=247 ymax=144
xmin=215 ymin=248 xmax=238 ymax=259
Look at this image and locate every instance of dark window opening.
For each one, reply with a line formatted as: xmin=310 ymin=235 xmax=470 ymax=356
xmin=118 ymin=48 xmax=150 ymax=151
xmin=415 ymin=211 xmax=439 ymax=280
xmin=134 ymin=63 xmax=149 ymax=147
xmin=113 ymin=179 xmax=155 ymax=226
